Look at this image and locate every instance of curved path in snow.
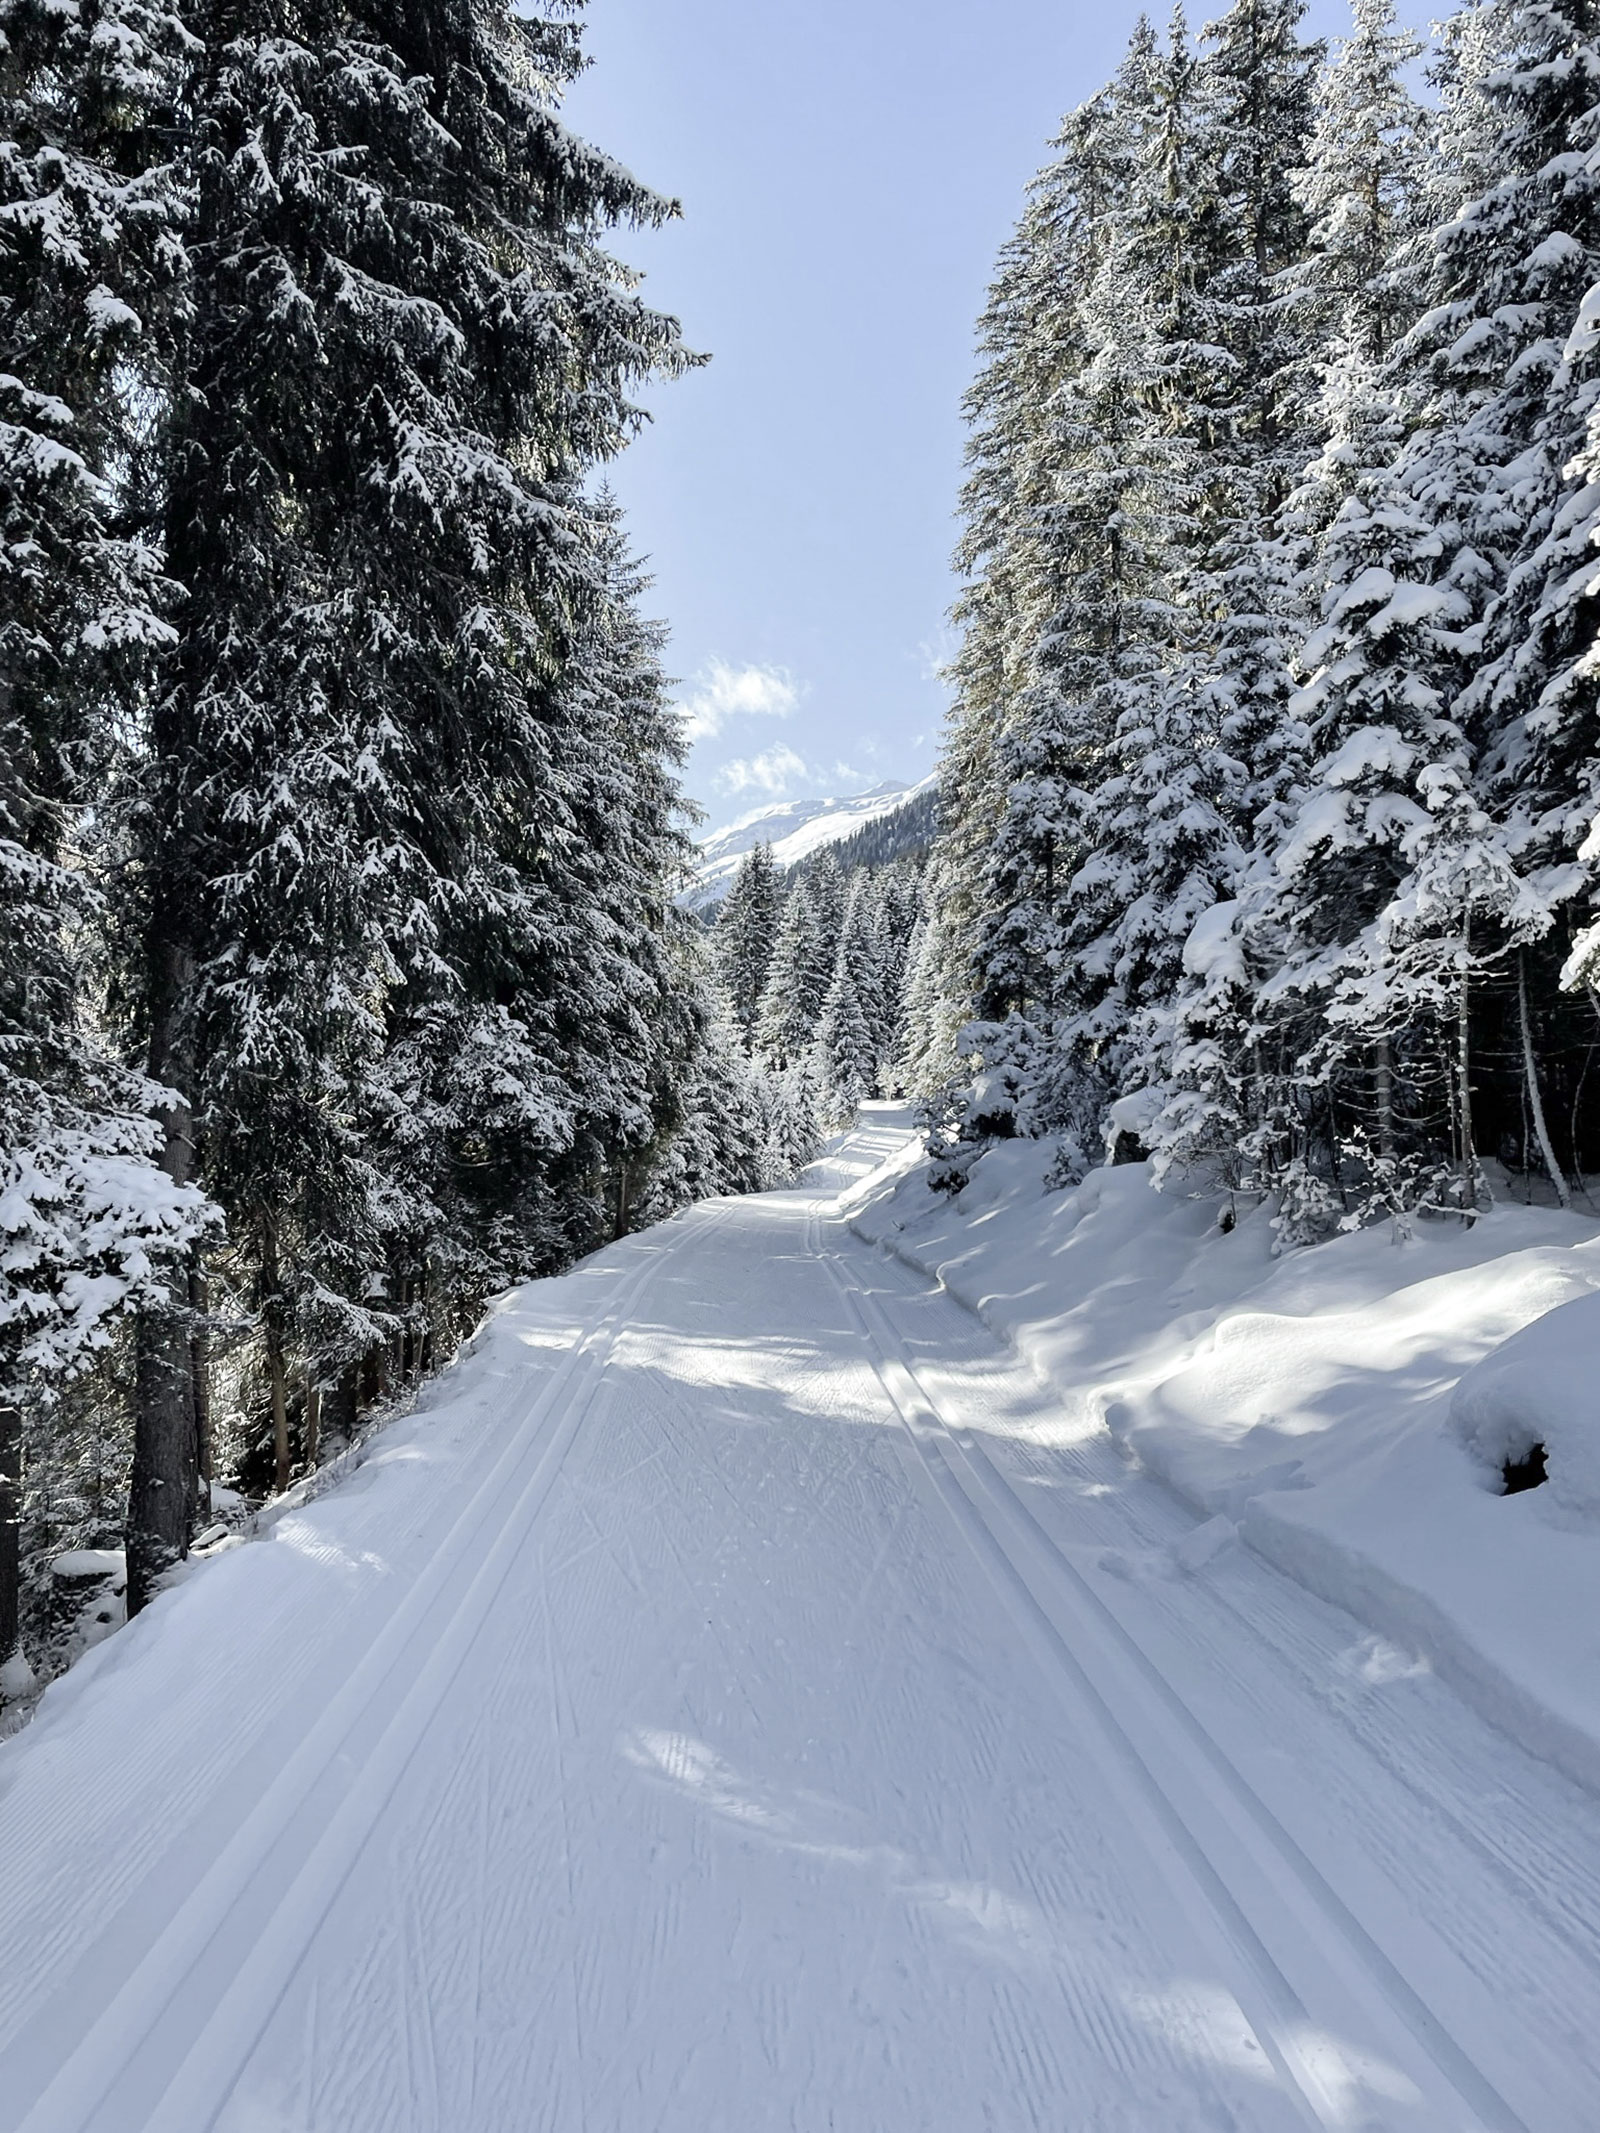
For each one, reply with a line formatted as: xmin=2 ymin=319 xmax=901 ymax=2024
xmin=2 ymin=1114 xmax=1599 ymax=2132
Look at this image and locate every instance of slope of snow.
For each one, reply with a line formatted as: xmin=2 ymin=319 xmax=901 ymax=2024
xmin=2 ymin=1110 xmax=1599 ymax=2130
xmin=686 ymin=773 xmax=935 ymax=910
xmin=852 ymin=1130 xmax=1600 ymax=1794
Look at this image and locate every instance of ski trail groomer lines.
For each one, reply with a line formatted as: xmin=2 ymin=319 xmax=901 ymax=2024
xmin=809 ymin=1206 xmax=1529 ymax=2133
xmin=10 ymin=1210 xmax=728 ymax=2133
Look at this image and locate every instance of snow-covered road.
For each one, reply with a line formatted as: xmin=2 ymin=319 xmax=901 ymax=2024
xmin=3 ymin=1117 xmax=1599 ymax=2132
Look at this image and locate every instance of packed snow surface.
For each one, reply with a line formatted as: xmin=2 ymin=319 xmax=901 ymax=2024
xmin=686 ymin=774 xmax=934 ymax=910
xmin=3 ymin=1110 xmax=1600 ymax=2131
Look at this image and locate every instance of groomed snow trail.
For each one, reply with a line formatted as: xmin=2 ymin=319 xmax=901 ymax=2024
xmin=3 ymin=1118 xmax=1599 ymax=2132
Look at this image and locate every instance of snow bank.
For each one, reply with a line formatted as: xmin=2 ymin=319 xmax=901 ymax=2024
xmin=1451 ymin=1290 xmax=1600 ymax=1516
xmin=852 ymin=1138 xmax=1600 ymax=1792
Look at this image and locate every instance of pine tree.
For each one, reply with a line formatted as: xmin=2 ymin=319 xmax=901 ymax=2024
xmin=861 ymin=861 xmax=922 ymax=1083
xmin=1458 ymin=2 xmax=1600 ymax=974
xmin=716 ymin=843 xmax=781 ymax=1051
xmin=756 ymin=861 xmax=841 ymax=1068
xmin=1008 ymin=11 xmax=1250 ymax=1121
xmin=761 ymin=1055 xmax=824 ymax=1180
xmin=635 ymin=955 xmax=767 ymax=1223
xmin=1151 ymin=0 xmax=1431 ymax=1196
xmin=814 ymin=877 xmax=879 ymax=1120
xmin=0 ymin=0 xmax=209 ymax=1685
xmin=1283 ymin=0 xmax=1430 ymax=547
xmin=941 ymin=72 xmax=1135 ymax=1031
xmin=1222 ymin=0 xmax=1600 ymax=1233
xmin=952 ymin=22 xmax=1178 ymax=1133
xmin=122 ymin=0 xmax=689 ymax=1607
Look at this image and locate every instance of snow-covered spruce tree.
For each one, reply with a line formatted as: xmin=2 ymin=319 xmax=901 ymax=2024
xmin=1449 ymin=0 xmax=1600 ymax=1193
xmin=755 ymin=856 xmax=843 ymax=1070
xmin=383 ymin=496 xmax=696 ymax=1293
xmin=633 ymin=945 xmax=768 ymax=1225
xmin=0 ymin=0 xmax=212 ymax=1684
xmin=1085 ymin=0 xmax=1322 ymax=1164
xmin=1551 ymin=288 xmax=1600 ymax=1015
xmin=891 ymin=843 xmax=980 ymax=1101
xmin=715 ymin=843 xmax=781 ymax=1053
xmin=123 ymin=0 xmax=687 ymax=1602
xmin=1151 ymin=0 xmax=1433 ymax=1198
xmin=761 ymin=1054 xmax=824 ymax=1180
xmin=941 ymin=25 xmax=1170 ymax=1154
xmin=813 ymin=876 xmax=880 ymax=1122
xmin=1217 ymin=0 xmax=1600 ymax=1238
xmin=753 ymin=879 xmax=817 ymax=1069
xmin=1282 ymin=0 xmax=1431 ymax=548
xmin=939 ymin=73 xmax=1134 ymax=1045
xmin=861 ymin=859 xmax=923 ymax=1085
xmin=994 ymin=3 xmax=1316 ymax=1150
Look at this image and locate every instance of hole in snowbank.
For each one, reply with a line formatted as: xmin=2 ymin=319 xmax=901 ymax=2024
xmin=1501 ymin=1442 xmax=1548 ymax=1495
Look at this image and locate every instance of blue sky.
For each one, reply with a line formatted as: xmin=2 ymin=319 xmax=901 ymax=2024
xmin=562 ymin=0 xmax=1393 ymax=834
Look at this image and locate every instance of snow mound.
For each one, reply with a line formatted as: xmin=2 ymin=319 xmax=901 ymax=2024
xmin=1452 ymin=1290 xmax=1600 ymax=1517
xmin=50 ymin=1548 xmax=124 ymax=1581
xmin=0 ymin=1649 xmax=36 ymax=1704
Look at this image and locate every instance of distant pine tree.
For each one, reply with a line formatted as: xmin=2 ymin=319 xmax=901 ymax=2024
xmin=716 ymin=845 xmax=782 ymax=1051
xmin=756 ymin=866 xmax=837 ymax=1068
xmin=815 ymin=878 xmax=880 ymax=1120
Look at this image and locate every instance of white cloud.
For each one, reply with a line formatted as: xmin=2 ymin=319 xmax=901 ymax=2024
xmin=677 ymin=659 xmax=799 ymax=745
xmin=714 ymin=745 xmax=811 ymax=798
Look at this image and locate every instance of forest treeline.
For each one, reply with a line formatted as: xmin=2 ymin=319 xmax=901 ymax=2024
xmin=0 ymin=0 xmax=779 ymax=1692
xmin=910 ymin=0 xmax=1600 ymax=1238
xmin=705 ymin=839 xmax=932 ymax=1160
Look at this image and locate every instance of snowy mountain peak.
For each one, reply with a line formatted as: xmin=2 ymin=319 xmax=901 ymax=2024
xmin=688 ymin=775 xmax=935 ymax=911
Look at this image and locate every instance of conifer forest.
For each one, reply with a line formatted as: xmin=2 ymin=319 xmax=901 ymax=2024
xmin=8 ymin=0 xmax=1600 ymax=2124
xmin=929 ymin=0 xmax=1600 ymax=1235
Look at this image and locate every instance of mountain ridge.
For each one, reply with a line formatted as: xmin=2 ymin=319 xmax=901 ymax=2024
xmin=686 ymin=773 xmax=937 ymax=910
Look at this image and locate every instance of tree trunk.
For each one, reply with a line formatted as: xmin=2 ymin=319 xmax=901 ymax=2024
xmin=1519 ymin=951 xmax=1570 ymax=1208
xmin=192 ymin=1266 xmax=213 ymax=1520
xmin=260 ymin=1218 xmax=292 ymax=1496
xmin=127 ymin=947 xmax=199 ymax=1618
xmin=329 ymin=1362 xmax=360 ymax=1450
xmin=390 ymin=1279 xmax=407 ymax=1392
xmin=0 ymin=1399 xmax=23 ymax=1687
xmin=304 ymin=1376 xmax=321 ymax=1473
xmin=1373 ymin=1034 xmax=1395 ymax=1160
xmin=613 ymin=1162 xmax=631 ymax=1242
xmin=1457 ymin=926 xmax=1481 ymax=1221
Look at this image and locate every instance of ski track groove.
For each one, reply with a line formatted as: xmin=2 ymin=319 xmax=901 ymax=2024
xmin=814 ymin=1208 xmax=1528 ymax=2133
xmin=544 ymin=1577 xmax=592 ymax=2133
xmin=979 ymin=1382 xmax=1600 ymax=1961
xmin=856 ymin=1230 xmax=1600 ymax=2098
xmin=10 ymin=1206 xmax=732 ymax=2133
